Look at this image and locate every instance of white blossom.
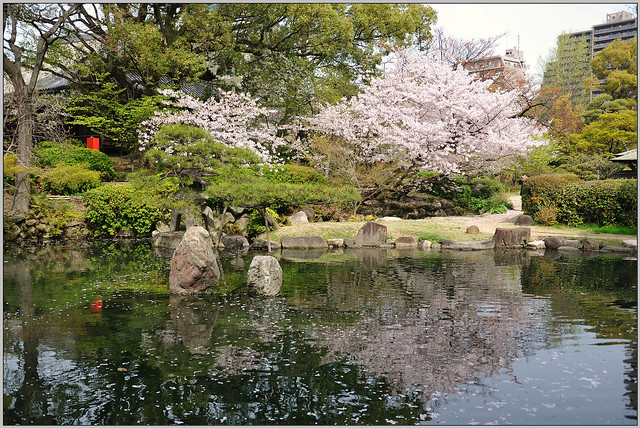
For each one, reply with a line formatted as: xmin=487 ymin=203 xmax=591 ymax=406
xmin=306 ymin=49 xmax=543 ymax=174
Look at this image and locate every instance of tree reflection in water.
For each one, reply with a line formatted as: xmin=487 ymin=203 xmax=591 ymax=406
xmin=2 ymin=242 xmax=637 ymax=425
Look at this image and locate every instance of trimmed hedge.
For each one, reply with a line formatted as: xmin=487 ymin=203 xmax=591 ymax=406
xmin=522 ymin=174 xmax=637 ymax=227
xmin=42 ymin=164 xmax=102 ymax=195
xmin=34 ymin=142 xmax=115 ymax=181
xmin=83 ymin=183 xmax=166 ymax=236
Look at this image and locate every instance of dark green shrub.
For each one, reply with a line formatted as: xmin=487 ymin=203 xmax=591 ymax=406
xmin=523 ymin=174 xmax=636 ymax=227
xmin=28 ymin=194 xmax=83 ymax=237
xmin=521 ymin=173 xmax=581 ymax=216
xmin=470 ymin=177 xmax=504 ymax=198
xmin=261 ymin=164 xmax=327 ymax=184
xmin=42 ymin=164 xmax=102 ymax=195
xmin=557 ymin=153 xmax=625 ymax=180
xmin=245 ymin=207 xmax=280 ymax=240
xmin=469 ymin=194 xmax=513 ymax=214
xmin=34 ymin=142 xmax=115 ymax=181
xmin=558 ymin=179 xmax=637 ymax=227
xmin=83 ymin=183 xmax=170 ymax=236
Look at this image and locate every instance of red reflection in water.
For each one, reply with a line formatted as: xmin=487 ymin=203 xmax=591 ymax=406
xmin=90 ymin=297 xmax=103 ymax=313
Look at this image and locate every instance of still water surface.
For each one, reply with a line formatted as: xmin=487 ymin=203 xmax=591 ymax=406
xmin=3 ymin=241 xmax=637 ymax=425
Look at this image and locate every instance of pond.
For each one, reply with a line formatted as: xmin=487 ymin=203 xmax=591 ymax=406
xmin=3 ymin=241 xmax=637 ymax=425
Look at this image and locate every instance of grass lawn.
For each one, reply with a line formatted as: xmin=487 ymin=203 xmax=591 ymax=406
xmin=267 ymin=217 xmax=637 ymax=246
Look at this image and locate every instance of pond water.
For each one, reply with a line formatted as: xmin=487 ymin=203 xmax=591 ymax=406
xmin=3 ymin=241 xmax=637 ymax=425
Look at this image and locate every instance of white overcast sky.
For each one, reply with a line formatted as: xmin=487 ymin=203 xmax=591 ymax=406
xmin=430 ymin=3 xmax=637 ymax=79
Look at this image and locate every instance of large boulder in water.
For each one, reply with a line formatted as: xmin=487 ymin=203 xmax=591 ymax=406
xmin=355 ymin=222 xmax=387 ymax=247
xmin=281 ymin=236 xmax=327 ymax=249
xmin=247 ymin=256 xmax=282 ymax=296
xmin=493 ymin=227 xmax=531 ymax=248
xmin=169 ymin=227 xmax=219 ymax=295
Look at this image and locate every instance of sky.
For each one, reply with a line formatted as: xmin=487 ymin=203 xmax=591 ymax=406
xmin=431 ymin=3 xmax=636 ymax=79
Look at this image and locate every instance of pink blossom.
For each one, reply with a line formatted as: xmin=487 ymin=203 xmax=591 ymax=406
xmin=306 ymin=49 xmax=543 ymax=174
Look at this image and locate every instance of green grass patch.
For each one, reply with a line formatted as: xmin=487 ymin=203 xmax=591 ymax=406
xmin=551 ymin=222 xmax=637 ymax=236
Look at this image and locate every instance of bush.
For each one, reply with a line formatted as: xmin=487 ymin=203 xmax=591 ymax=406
xmin=522 ymin=174 xmax=637 ymax=227
xmin=34 ymin=142 xmax=115 ymax=181
xmin=534 ymin=203 xmax=559 ymax=226
xmin=521 ymin=173 xmax=581 ymax=216
xmin=556 ymin=153 xmax=625 ymax=180
xmin=83 ymin=183 xmax=170 ymax=236
xmin=245 ymin=207 xmax=281 ymax=240
xmin=423 ymin=175 xmax=506 ymax=214
xmin=261 ymin=164 xmax=327 ymax=184
xmin=470 ymin=193 xmax=513 ymax=214
xmin=28 ymin=194 xmax=83 ymax=237
xmin=42 ymin=164 xmax=102 ymax=195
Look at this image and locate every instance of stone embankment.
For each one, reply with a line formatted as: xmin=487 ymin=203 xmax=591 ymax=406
xmin=153 ymin=220 xmax=637 ymax=256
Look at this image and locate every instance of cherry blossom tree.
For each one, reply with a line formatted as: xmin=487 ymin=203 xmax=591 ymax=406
xmin=306 ymin=49 xmax=543 ymax=175
xmin=139 ymin=89 xmax=289 ymax=163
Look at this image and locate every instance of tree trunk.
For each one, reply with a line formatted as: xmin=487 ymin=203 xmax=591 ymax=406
xmin=10 ymin=90 xmax=34 ymax=218
xmin=216 ymin=206 xmax=228 ymax=248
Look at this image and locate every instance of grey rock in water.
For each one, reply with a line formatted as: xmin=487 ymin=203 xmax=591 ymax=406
xmin=281 ymin=235 xmax=327 ymax=249
xmin=563 ymin=239 xmax=583 ymax=249
xmin=493 ymin=227 xmax=530 ymax=248
xmin=326 ymin=238 xmax=344 ymax=248
xmin=355 ymin=222 xmax=387 ymax=247
xmin=442 ymin=240 xmax=494 ymax=251
xmin=600 ymin=245 xmax=636 ymax=254
xmin=247 ymin=255 xmax=282 ymax=296
xmin=250 ymin=238 xmax=280 ymax=251
xmin=526 ymin=240 xmax=546 ymax=250
xmin=543 ymin=237 xmax=565 ymax=249
xmin=419 ymin=239 xmax=432 ymax=250
xmin=395 ymin=236 xmax=418 ymax=248
xmin=169 ymin=227 xmax=219 ymax=295
xmin=582 ymin=238 xmax=600 ymax=251
xmin=344 ymin=238 xmax=358 ymax=248
xmin=221 ymin=235 xmax=250 ymax=250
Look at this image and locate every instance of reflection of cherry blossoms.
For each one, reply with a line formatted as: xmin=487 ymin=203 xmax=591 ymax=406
xmin=287 ymin=251 xmax=550 ymax=399
xmin=308 ymin=49 xmax=544 ymax=174
xmin=138 ymin=89 xmax=287 ymax=163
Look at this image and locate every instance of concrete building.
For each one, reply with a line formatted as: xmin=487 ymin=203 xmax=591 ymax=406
xmin=593 ymin=11 xmax=638 ymax=55
xmin=461 ymin=48 xmax=529 ymax=90
xmin=544 ymin=11 xmax=637 ymax=102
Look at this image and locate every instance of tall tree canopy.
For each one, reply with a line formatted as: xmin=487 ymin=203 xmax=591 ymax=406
xmin=590 ymin=37 xmax=637 ymax=100
xmin=3 ymin=3 xmax=79 ymax=217
xmin=55 ymin=3 xmax=436 ymax=120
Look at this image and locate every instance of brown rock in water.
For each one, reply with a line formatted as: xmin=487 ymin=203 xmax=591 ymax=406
xmin=543 ymin=237 xmax=565 ymax=249
xmin=493 ymin=227 xmax=531 ymax=248
xmin=395 ymin=236 xmax=418 ymax=248
xmin=355 ymin=222 xmax=388 ymax=247
xmin=281 ymin=236 xmax=327 ymax=249
xmin=169 ymin=227 xmax=219 ymax=295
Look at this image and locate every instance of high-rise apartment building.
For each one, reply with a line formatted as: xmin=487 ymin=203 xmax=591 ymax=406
xmin=542 ymin=11 xmax=637 ymax=103
xmin=593 ymin=11 xmax=637 ymax=55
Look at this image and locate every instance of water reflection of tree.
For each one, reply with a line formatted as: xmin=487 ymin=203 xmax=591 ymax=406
xmin=522 ymin=254 xmax=638 ymax=418
xmin=3 ymin=262 xmax=53 ymax=424
xmin=291 ymin=250 xmax=550 ymax=399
